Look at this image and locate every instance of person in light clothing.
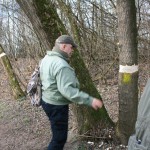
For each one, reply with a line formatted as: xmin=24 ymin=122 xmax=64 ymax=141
xmin=40 ymin=35 xmax=103 ymax=150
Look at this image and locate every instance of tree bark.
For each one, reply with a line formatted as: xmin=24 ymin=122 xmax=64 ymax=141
xmin=117 ymin=0 xmax=138 ymax=145
xmin=16 ymin=0 xmax=114 ymax=134
xmin=0 ymin=44 xmax=25 ymax=100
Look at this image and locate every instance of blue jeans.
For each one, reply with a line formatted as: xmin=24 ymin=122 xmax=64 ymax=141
xmin=41 ymin=100 xmax=69 ymax=150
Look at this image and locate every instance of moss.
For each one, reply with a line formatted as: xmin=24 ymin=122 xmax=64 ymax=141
xmin=71 ymin=50 xmax=114 ymax=131
xmin=1 ymin=55 xmax=25 ymax=100
xmin=71 ymin=50 xmax=101 ymax=99
xmin=79 ymin=122 xmax=91 ymax=134
xmin=33 ymin=0 xmax=67 ymax=47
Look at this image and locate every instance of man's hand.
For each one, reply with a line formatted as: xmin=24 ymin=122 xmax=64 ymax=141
xmin=92 ymin=98 xmax=103 ymax=110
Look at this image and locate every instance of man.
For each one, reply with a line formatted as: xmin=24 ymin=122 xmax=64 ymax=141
xmin=40 ymin=35 xmax=103 ymax=150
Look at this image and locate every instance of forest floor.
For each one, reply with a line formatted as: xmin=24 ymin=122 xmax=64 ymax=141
xmin=0 ymin=58 xmax=148 ymax=150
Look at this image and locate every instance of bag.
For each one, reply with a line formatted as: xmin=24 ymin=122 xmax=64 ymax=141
xmin=27 ymin=65 xmax=42 ymax=107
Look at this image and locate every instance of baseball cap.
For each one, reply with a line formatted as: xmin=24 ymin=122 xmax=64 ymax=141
xmin=56 ymin=35 xmax=78 ymax=48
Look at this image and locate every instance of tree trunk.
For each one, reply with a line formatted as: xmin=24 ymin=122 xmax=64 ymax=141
xmin=16 ymin=0 xmax=113 ymax=134
xmin=117 ymin=0 xmax=138 ymax=145
xmin=16 ymin=0 xmax=51 ymax=51
xmin=57 ymin=0 xmax=114 ymax=134
xmin=0 ymin=44 xmax=25 ymax=100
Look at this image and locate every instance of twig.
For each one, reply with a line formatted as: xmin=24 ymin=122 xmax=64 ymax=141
xmin=78 ymin=134 xmax=108 ymax=139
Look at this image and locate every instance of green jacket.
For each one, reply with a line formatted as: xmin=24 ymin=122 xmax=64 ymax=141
xmin=40 ymin=47 xmax=93 ymax=106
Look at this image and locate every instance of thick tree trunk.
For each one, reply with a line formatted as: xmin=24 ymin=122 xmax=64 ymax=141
xmin=117 ymin=0 xmax=138 ymax=145
xmin=0 ymin=44 xmax=25 ymax=100
xmin=16 ymin=0 xmax=113 ymax=134
xmin=57 ymin=0 xmax=114 ymax=133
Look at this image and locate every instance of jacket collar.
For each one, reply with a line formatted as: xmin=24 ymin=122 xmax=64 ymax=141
xmin=47 ymin=46 xmax=69 ymax=62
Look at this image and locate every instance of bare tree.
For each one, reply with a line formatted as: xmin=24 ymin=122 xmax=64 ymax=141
xmin=117 ymin=0 xmax=138 ymax=144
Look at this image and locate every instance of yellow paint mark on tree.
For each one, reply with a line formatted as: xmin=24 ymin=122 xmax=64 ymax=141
xmin=123 ymin=73 xmax=131 ymax=83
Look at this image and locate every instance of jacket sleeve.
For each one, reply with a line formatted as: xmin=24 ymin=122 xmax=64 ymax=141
xmin=56 ymin=67 xmax=93 ymax=106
